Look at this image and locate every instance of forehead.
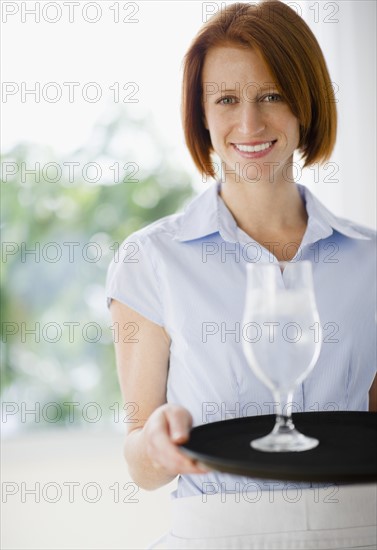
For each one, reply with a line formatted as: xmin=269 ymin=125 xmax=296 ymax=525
xmin=202 ymin=45 xmax=275 ymax=85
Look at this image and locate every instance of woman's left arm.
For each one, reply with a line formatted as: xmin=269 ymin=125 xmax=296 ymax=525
xmin=369 ymin=374 xmax=377 ymax=412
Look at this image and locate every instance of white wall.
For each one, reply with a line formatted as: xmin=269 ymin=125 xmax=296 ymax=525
xmin=299 ymin=0 xmax=376 ymax=229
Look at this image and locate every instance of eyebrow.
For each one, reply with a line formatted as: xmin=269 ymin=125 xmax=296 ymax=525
xmin=211 ymin=84 xmax=279 ymax=94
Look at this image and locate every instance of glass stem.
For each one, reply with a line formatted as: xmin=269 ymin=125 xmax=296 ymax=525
xmin=273 ymin=389 xmax=295 ymax=434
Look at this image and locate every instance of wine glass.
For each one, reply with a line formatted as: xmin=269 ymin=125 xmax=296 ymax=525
xmin=242 ymin=261 xmax=322 ymax=452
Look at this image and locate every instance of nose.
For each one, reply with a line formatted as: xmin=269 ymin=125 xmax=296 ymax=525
xmin=237 ymin=100 xmax=266 ymax=136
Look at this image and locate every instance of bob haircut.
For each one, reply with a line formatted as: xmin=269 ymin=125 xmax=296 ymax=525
xmin=182 ymin=0 xmax=337 ymax=178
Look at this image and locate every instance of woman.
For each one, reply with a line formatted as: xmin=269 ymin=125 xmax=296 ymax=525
xmin=106 ymin=1 xmax=377 ymax=548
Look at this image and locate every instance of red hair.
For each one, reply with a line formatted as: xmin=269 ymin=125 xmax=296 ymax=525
xmin=181 ymin=1 xmax=337 ymax=178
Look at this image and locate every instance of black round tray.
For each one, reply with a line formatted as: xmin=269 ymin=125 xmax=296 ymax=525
xmin=180 ymin=412 xmax=377 ymax=483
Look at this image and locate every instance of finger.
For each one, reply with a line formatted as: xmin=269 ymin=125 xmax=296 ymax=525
xmin=151 ymin=430 xmax=207 ymax=475
xmin=196 ymin=461 xmax=212 ymax=473
xmin=167 ymin=408 xmax=193 ymax=443
xmin=180 ymin=453 xmax=212 ymax=473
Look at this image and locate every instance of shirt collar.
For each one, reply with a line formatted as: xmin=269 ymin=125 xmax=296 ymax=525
xmin=174 ymin=181 xmax=371 ymax=243
xmin=299 ymin=184 xmax=371 ymax=244
xmin=173 ymin=181 xmax=222 ymax=242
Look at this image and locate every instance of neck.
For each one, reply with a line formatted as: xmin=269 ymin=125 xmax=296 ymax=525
xmin=219 ymin=178 xmax=308 ymax=238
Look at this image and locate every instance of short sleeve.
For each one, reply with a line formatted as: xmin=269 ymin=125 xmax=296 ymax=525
xmin=105 ymin=235 xmax=164 ymax=326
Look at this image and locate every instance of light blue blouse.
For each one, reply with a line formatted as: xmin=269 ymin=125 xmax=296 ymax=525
xmin=106 ymin=181 xmax=376 ymax=498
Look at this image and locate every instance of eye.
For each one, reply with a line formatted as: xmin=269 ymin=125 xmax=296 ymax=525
xmin=216 ymin=96 xmax=237 ymax=105
xmin=261 ymin=93 xmax=283 ymax=103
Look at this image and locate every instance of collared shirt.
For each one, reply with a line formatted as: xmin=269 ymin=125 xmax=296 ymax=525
xmin=106 ymin=181 xmax=376 ymax=498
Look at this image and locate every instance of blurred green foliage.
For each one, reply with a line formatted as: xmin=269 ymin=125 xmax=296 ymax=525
xmin=0 ymin=109 xmax=194 ymax=432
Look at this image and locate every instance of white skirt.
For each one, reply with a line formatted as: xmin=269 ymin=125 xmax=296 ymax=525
xmin=147 ymin=483 xmax=377 ymax=549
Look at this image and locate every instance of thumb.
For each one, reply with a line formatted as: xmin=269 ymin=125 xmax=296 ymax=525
xmin=168 ymin=407 xmax=193 ymax=443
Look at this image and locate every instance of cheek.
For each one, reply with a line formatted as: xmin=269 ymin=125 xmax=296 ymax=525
xmin=268 ymin=108 xmax=300 ymax=142
xmin=292 ymin=122 xmax=300 ymax=146
xmin=213 ymin=112 xmax=234 ymax=135
xmin=274 ymin=115 xmax=300 ymax=148
xmin=284 ymin=115 xmax=300 ymax=143
xmin=206 ymin=115 xmax=226 ymax=144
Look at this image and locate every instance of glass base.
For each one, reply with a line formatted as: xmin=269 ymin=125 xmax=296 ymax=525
xmin=250 ymin=428 xmax=319 ymax=452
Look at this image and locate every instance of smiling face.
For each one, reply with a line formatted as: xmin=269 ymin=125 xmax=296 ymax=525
xmin=202 ymin=46 xmax=300 ymax=185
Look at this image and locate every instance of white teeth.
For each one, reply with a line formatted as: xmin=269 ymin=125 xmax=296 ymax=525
xmin=235 ymin=142 xmax=273 ymax=153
